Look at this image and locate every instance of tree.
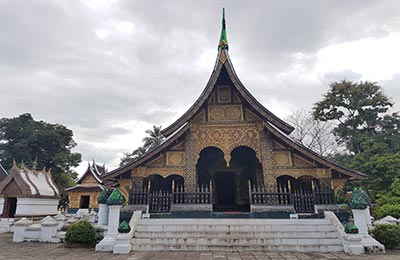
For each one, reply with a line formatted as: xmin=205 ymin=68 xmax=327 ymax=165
xmin=286 ymin=109 xmax=342 ymax=156
xmin=0 ymin=113 xmax=82 ymax=190
xmin=119 ymin=146 xmax=148 ymax=166
xmin=313 ymin=80 xmax=400 ymax=194
xmin=143 ymin=125 xmax=164 ymax=149
xmin=119 ymin=125 xmax=165 ymax=166
xmin=313 ymin=80 xmax=400 ymax=154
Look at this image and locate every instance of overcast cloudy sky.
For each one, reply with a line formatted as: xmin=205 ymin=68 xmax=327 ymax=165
xmin=1 ymin=0 xmax=400 ymax=174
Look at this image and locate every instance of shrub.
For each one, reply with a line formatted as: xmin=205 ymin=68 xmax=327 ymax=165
xmin=65 ymin=220 xmax=96 ymax=246
xmin=374 ymin=204 xmax=400 ymax=219
xmin=372 ymin=224 xmax=400 ymax=249
xmin=118 ymin=221 xmax=131 ymax=233
xmin=95 ymin=227 xmax=104 ymax=244
xmin=344 ymin=223 xmax=359 ymax=234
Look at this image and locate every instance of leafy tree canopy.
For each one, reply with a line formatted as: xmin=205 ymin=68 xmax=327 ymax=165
xmin=0 ymin=113 xmax=82 ymax=190
xmin=120 ymin=125 xmax=164 ymax=166
xmin=313 ymin=80 xmax=400 ymax=155
xmin=143 ymin=125 xmax=164 ymax=149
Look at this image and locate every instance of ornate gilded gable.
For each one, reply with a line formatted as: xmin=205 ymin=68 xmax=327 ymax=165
xmin=272 ymin=140 xmax=287 ymax=150
xmin=145 ymin=155 xmax=165 ymax=167
xmin=293 ymin=154 xmax=315 ymax=166
xmin=81 ymin=174 xmax=98 ymax=185
xmin=208 ymin=105 xmax=243 ymax=122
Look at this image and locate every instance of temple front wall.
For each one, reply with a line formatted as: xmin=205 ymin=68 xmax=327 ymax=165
xmin=68 ymin=190 xmax=101 ymax=209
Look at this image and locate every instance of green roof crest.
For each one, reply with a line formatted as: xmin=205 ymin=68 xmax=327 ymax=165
xmin=106 ymin=188 xmax=126 ymax=206
xmin=218 ymin=8 xmax=228 ymax=50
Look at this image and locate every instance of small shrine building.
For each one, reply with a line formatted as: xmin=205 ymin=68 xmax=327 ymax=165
xmin=102 ymin=10 xmax=365 ymax=214
xmin=0 ymin=162 xmax=59 ymax=218
xmin=66 ymin=160 xmax=107 ymax=210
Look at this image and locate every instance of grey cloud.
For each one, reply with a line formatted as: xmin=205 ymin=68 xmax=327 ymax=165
xmin=0 ymin=0 xmax=399 ymax=171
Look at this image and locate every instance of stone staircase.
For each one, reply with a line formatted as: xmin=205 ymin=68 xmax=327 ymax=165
xmin=131 ymin=218 xmax=343 ymax=252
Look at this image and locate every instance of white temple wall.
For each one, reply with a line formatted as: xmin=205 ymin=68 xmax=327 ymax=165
xmin=15 ymin=198 xmax=58 ymax=216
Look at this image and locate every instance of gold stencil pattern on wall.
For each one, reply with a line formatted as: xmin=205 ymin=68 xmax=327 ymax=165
xmin=208 ymin=105 xmax=243 ymax=122
xmin=192 ymin=125 xmax=262 ymax=164
xmin=273 ymin=152 xmax=291 ymax=166
xmin=218 ymin=86 xmax=231 ymax=103
xmin=166 ymin=152 xmax=185 ymax=166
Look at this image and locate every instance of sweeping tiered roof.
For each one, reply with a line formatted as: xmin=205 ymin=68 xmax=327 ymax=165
xmin=103 ymin=10 xmax=365 ymax=180
xmin=0 ymin=162 xmax=59 ymax=198
xmin=66 ymin=160 xmax=107 ymax=192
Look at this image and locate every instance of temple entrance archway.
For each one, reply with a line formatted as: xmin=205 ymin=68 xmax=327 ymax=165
xmin=276 ymin=175 xmax=319 ymax=213
xmin=143 ymin=174 xmax=184 ymax=213
xmin=2 ymin=197 xmax=17 ymax=218
xmin=196 ymin=146 xmax=262 ymax=212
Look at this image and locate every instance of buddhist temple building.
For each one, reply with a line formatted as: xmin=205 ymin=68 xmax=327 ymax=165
xmin=102 ymin=9 xmax=365 ymax=214
xmin=0 ymin=162 xmax=59 ymax=218
xmin=66 ymin=160 xmax=108 ymax=210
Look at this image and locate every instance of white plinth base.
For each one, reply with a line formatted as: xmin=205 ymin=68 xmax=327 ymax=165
xmin=352 ymin=208 xmax=369 ymax=235
xmin=113 ymin=233 xmax=132 ymax=254
xmin=95 ymin=237 xmax=117 ymax=252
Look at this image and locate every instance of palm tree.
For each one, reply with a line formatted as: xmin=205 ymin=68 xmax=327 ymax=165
xmin=143 ymin=125 xmax=165 ymax=149
xmin=119 ymin=145 xmax=148 ymax=166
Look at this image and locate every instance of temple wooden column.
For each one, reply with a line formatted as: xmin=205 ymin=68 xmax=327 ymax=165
xmin=183 ymin=131 xmax=197 ymax=192
xmin=260 ymin=131 xmax=277 ymax=192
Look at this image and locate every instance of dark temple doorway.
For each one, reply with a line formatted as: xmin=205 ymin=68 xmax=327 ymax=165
xmin=197 ymin=146 xmax=261 ymax=212
xmin=214 ymin=172 xmax=236 ymax=211
xmin=3 ymin=197 xmax=17 ymax=218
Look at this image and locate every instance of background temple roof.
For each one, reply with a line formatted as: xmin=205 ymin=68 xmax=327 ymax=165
xmin=0 ymin=164 xmax=8 ymax=182
xmin=0 ymin=164 xmax=59 ymax=198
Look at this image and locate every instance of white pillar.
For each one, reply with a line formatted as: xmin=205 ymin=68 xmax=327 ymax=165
xmin=0 ymin=197 xmax=4 ymax=215
xmin=352 ymin=208 xmax=369 ymax=235
xmin=40 ymin=217 xmax=59 ymax=242
xmin=13 ymin=217 xmax=32 ymax=242
xmin=97 ymin=203 xmax=108 ymax=226
xmin=95 ymin=205 xmax=121 ymax=251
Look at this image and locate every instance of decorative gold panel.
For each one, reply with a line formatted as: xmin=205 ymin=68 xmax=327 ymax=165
xmin=220 ymin=50 xmax=227 ymax=64
xmin=193 ymin=110 xmax=205 ymax=123
xmin=208 ymin=92 xmax=216 ymax=104
xmin=272 ymin=140 xmax=286 ymax=150
xmin=192 ymin=124 xmax=262 ymax=166
xmin=166 ymin=152 xmax=185 ymax=166
xmin=245 ymin=108 xmax=261 ymax=121
xmin=273 ymin=152 xmax=292 ymax=166
xmin=274 ymin=167 xmax=330 ymax=178
xmin=218 ymin=86 xmax=231 ymax=103
xmin=232 ymin=91 xmax=241 ymax=103
xmin=293 ymin=154 xmax=314 ymax=166
xmin=146 ymin=155 xmax=164 ymax=167
xmin=131 ymin=167 xmax=184 ymax=178
xmin=208 ymin=105 xmax=243 ymax=122
xmin=170 ymin=141 xmax=185 ymax=151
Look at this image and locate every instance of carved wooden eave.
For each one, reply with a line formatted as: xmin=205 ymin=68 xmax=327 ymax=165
xmin=102 ymin=123 xmax=189 ymax=180
xmin=264 ymin=122 xmax=367 ymax=179
xmin=161 ymin=48 xmax=294 ymax=138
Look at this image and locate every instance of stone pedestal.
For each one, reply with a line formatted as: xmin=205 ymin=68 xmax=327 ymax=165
xmin=95 ymin=205 xmax=121 ymax=251
xmin=97 ymin=203 xmax=108 ymax=226
xmin=13 ymin=218 xmax=32 ymax=242
xmin=40 ymin=217 xmax=59 ymax=242
xmin=352 ymin=208 xmax=369 ymax=235
xmin=113 ymin=233 xmax=132 ymax=254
